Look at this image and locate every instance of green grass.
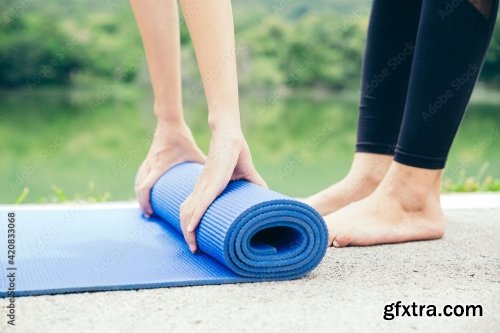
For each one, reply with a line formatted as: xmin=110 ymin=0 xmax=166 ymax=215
xmin=13 ymin=170 xmax=500 ymax=205
xmin=15 ymin=182 xmax=111 ymax=204
xmin=443 ymin=163 xmax=500 ymax=192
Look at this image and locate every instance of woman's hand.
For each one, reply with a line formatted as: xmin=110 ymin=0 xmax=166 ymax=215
xmin=180 ymin=126 xmax=267 ymax=253
xmin=135 ymin=120 xmax=205 ymax=218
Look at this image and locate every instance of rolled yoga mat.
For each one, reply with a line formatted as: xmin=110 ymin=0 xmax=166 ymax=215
xmin=0 ymin=162 xmax=328 ymax=297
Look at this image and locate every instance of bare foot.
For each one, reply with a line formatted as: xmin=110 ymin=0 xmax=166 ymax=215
xmin=326 ymin=162 xmax=446 ymax=247
xmin=305 ymin=153 xmax=392 ymax=215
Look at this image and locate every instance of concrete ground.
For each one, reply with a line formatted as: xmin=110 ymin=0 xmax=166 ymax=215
xmin=2 ymin=203 xmax=500 ymax=332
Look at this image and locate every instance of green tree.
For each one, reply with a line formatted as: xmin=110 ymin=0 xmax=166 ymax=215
xmin=0 ymin=14 xmax=85 ymax=88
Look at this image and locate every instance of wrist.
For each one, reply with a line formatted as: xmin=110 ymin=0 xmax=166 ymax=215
xmin=154 ymin=118 xmax=190 ymax=139
xmin=208 ymin=113 xmax=241 ymax=133
xmin=156 ymin=116 xmax=184 ymax=127
xmin=154 ymin=102 xmax=184 ymax=125
xmin=210 ymin=123 xmax=245 ymax=149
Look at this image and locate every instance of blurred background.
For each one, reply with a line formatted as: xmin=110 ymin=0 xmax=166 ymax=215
xmin=1 ymin=0 xmax=499 ymax=203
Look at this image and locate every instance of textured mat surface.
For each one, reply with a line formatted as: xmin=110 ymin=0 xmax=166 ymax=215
xmin=0 ymin=163 xmax=327 ymax=297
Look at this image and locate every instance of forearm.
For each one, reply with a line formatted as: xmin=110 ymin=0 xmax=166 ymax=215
xmin=180 ymin=0 xmax=241 ymax=130
xmin=130 ymin=0 xmax=184 ymax=124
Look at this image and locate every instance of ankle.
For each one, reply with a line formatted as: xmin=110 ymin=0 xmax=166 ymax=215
xmin=347 ymin=153 xmax=392 ymax=185
xmin=341 ymin=172 xmax=381 ymax=199
xmin=380 ymin=162 xmax=442 ymax=212
xmin=384 ymin=183 xmax=433 ymax=212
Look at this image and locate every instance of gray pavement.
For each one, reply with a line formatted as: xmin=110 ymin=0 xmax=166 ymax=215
xmin=2 ymin=208 xmax=499 ymax=333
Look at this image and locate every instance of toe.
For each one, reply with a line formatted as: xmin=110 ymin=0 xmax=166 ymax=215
xmin=332 ymin=235 xmax=352 ymax=248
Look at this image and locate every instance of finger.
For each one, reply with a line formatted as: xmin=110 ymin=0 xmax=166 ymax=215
xmin=135 ymin=165 xmax=149 ymax=214
xmin=180 ymin=192 xmax=201 ymax=252
xmin=238 ymin=167 xmax=268 ymax=188
xmin=185 ymin=179 xmax=228 ymax=243
xmin=181 ymin=168 xmax=232 ymax=250
xmin=136 ymin=173 xmax=158 ymax=218
xmin=137 ymin=187 xmax=153 ymax=218
xmin=180 ymin=142 xmax=238 ymax=251
xmin=179 ymin=194 xmax=194 ymax=234
xmin=135 ymin=179 xmax=149 ymax=217
xmin=184 ymin=195 xmax=211 ymax=250
xmin=185 ymin=223 xmax=198 ymax=253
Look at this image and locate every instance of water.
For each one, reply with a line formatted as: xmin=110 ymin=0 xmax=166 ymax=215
xmin=1 ymin=87 xmax=499 ymax=203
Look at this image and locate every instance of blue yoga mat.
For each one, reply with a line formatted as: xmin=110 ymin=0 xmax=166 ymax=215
xmin=0 ymin=163 xmax=327 ymax=297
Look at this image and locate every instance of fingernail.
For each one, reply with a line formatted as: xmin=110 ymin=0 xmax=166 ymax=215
xmin=189 ymin=244 xmax=196 ymax=253
xmin=332 ymin=240 xmax=339 ymax=247
xmin=187 ymin=223 xmax=194 ymax=232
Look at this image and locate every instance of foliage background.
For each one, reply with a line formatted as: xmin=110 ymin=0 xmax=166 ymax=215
xmin=1 ymin=0 xmax=499 ymax=203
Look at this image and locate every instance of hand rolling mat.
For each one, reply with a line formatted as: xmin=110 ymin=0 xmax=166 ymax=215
xmin=0 ymin=163 xmax=327 ymax=297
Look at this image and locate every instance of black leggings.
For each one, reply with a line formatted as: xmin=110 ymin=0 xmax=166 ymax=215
xmin=357 ymin=0 xmax=499 ymax=169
